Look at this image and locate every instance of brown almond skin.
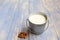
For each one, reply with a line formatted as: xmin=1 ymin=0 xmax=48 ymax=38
xmin=18 ymin=32 xmax=28 ymax=39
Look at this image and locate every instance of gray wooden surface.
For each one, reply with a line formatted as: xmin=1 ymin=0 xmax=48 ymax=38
xmin=0 ymin=0 xmax=60 ymax=40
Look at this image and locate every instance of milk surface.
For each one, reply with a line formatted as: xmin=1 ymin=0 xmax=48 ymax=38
xmin=29 ymin=14 xmax=46 ymax=24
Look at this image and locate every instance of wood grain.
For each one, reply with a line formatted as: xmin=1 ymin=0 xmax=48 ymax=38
xmin=0 ymin=0 xmax=60 ymax=40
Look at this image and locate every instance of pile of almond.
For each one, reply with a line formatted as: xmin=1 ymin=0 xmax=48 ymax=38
xmin=18 ymin=32 xmax=28 ymax=39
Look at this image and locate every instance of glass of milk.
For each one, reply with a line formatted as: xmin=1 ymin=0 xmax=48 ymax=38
xmin=26 ymin=12 xmax=49 ymax=35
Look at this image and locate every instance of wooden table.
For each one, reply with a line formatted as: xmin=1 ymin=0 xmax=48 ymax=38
xmin=0 ymin=0 xmax=60 ymax=40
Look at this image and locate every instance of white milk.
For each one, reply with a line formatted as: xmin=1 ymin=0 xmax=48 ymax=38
xmin=28 ymin=14 xmax=46 ymax=24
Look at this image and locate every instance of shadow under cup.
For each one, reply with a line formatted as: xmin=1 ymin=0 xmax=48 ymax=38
xmin=26 ymin=12 xmax=49 ymax=35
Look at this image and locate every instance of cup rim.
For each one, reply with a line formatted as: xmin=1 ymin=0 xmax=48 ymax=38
xmin=27 ymin=12 xmax=48 ymax=25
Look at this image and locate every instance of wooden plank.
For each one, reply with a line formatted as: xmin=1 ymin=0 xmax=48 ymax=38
xmin=0 ymin=0 xmax=60 ymax=40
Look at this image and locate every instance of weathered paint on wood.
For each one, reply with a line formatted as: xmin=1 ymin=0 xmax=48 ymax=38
xmin=0 ymin=0 xmax=60 ymax=40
